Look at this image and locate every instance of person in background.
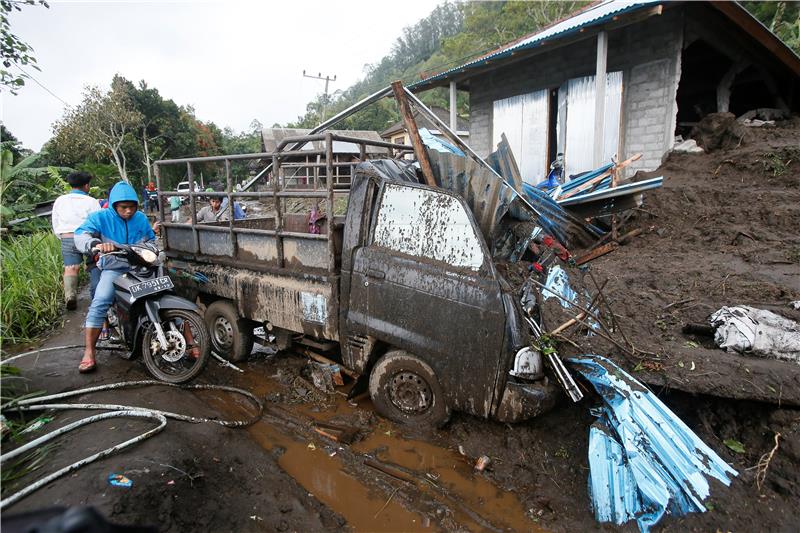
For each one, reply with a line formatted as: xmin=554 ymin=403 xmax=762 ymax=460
xmin=142 ymin=185 xmax=150 ymax=212
xmin=74 ymin=182 xmax=157 ymax=373
xmin=51 ymin=172 xmax=101 ymax=310
xmin=98 ymin=186 xmax=114 ymax=209
xmin=196 ymin=196 xmax=229 ymax=223
xmin=220 ymin=196 xmax=246 ymax=220
xmin=169 ymin=194 xmax=181 ymax=223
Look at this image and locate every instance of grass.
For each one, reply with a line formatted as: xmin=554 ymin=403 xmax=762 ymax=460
xmin=1 ymin=363 xmax=53 ymax=497
xmin=0 ymin=232 xmax=64 ymax=344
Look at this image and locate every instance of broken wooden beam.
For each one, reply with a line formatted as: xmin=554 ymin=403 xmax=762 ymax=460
xmin=391 ymin=80 xmax=436 ymax=188
xmin=576 ymin=242 xmax=618 ymax=265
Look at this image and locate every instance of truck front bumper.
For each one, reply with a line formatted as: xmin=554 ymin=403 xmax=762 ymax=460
xmin=494 ymin=379 xmax=560 ymax=423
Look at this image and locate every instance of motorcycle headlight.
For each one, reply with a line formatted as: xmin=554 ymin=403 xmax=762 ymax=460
xmin=133 ymin=247 xmax=158 ymax=264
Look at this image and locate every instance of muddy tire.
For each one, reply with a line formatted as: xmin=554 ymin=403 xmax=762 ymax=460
xmin=205 ymin=300 xmax=254 ymax=362
xmin=369 ymin=350 xmax=450 ymax=428
xmin=142 ymin=309 xmax=210 ymax=383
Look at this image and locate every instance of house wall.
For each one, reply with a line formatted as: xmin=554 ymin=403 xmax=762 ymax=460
xmin=468 ymin=7 xmax=684 ymax=176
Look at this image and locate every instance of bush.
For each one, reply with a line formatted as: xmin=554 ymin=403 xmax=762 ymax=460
xmin=1 ymin=233 xmax=64 ymax=344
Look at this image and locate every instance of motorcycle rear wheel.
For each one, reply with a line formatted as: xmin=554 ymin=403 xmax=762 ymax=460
xmin=142 ymin=309 xmax=210 ymax=383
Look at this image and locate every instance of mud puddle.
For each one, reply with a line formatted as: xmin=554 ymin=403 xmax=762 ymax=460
xmin=199 ymin=358 xmax=543 ymax=532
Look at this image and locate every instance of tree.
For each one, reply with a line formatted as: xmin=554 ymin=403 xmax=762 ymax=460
xmin=1 ymin=124 xmax=22 ymax=162
xmin=1 ymin=0 xmax=48 ymax=94
xmin=50 ymin=77 xmax=143 ymax=183
xmin=742 ymin=1 xmax=800 ymax=55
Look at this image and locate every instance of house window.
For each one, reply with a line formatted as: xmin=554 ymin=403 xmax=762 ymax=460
xmin=492 ymin=89 xmax=549 ymax=185
xmin=373 ymin=184 xmax=484 ymax=271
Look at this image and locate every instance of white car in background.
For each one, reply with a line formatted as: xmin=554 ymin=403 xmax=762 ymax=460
xmin=177 ymin=181 xmax=200 ymax=204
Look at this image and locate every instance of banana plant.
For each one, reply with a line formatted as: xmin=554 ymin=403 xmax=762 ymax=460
xmin=0 ymin=150 xmax=73 ymax=230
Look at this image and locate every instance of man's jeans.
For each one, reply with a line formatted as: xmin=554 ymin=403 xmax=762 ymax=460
xmin=85 ymin=269 xmax=123 ymax=328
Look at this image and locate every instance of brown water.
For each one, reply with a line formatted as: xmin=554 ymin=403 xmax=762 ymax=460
xmin=204 ymin=361 xmax=544 ymax=532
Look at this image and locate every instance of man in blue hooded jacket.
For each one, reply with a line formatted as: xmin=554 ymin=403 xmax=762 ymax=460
xmin=74 ymin=182 xmax=156 ymax=373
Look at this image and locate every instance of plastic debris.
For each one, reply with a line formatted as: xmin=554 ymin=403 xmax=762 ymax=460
xmin=474 ymin=455 xmax=491 ymax=472
xmin=107 ymin=474 xmax=133 ymax=488
xmin=21 ymin=416 xmax=54 ymax=434
xmin=709 ymin=306 xmax=800 ymax=363
xmin=310 ymin=362 xmax=344 ymax=392
xmin=569 ymin=355 xmax=737 ymax=533
xmin=672 ymin=139 xmax=705 ymax=153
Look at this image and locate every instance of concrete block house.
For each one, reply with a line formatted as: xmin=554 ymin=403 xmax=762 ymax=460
xmin=410 ymin=0 xmax=800 ymax=183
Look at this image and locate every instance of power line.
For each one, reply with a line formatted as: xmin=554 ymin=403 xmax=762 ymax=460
xmin=13 ymin=65 xmax=71 ymax=107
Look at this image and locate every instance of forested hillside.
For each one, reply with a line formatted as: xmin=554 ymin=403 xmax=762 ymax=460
xmin=288 ymin=1 xmax=589 ymax=131
xmin=288 ymin=0 xmax=800 ymax=132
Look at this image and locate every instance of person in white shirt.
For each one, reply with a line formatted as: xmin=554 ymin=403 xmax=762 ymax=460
xmin=51 ymin=172 xmax=101 ymax=309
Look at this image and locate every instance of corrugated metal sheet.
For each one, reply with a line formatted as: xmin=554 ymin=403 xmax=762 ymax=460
xmin=410 ymin=0 xmax=662 ymax=89
xmin=569 ymin=355 xmax=737 ymax=532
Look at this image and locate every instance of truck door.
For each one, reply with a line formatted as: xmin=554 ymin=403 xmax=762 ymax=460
xmin=347 ymin=182 xmax=505 ymax=417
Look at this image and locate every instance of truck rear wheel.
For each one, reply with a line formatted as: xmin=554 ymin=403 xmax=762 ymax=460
xmin=204 ymin=300 xmax=254 ymax=362
xmin=369 ymin=350 xmax=450 ymax=428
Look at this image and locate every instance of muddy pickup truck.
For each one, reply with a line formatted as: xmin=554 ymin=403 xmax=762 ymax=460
xmin=155 ymin=133 xmax=558 ymax=426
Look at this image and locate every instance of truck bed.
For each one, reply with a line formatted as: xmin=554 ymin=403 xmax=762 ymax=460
xmin=164 ymin=214 xmax=346 ymax=342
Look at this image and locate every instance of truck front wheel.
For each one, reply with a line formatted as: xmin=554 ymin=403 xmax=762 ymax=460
xmin=369 ymin=350 xmax=450 ymax=428
xmin=204 ymin=300 xmax=254 ymax=362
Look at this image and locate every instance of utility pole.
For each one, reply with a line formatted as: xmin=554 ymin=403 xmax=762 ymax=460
xmin=303 ymin=70 xmax=337 ymax=122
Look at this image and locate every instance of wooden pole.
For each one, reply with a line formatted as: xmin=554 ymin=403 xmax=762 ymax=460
xmin=391 ymin=80 xmax=436 ymax=188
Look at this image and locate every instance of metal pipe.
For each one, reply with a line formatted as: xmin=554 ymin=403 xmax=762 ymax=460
xmin=325 ymin=132 xmax=336 ymax=273
xmin=156 ymin=151 xmax=275 ymax=165
xmin=272 ymin=154 xmax=284 ymax=268
xmin=187 ymin=162 xmax=199 ymax=254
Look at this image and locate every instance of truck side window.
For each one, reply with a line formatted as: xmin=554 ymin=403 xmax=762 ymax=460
xmin=372 ymin=183 xmax=484 ymax=271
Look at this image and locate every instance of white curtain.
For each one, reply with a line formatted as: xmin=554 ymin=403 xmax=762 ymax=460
xmin=561 ymin=71 xmax=623 ymax=179
xmin=492 ymin=89 xmax=549 ymax=185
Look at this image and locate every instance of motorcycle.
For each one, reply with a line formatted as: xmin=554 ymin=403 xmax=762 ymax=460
xmin=94 ymin=242 xmax=210 ymax=383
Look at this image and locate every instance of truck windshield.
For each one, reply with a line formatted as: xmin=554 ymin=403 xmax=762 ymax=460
xmin=373 ymin=183 xmax=484 ymax=271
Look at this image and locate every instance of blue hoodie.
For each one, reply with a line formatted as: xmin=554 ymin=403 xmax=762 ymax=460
xmin=75 ymin=182 xmax=155 ymax=269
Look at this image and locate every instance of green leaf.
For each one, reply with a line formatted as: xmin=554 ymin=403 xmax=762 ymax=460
xmin=723 ymin=439 xmax=745 ymax=454
xmin=685 ymin=341 xmax=699 ymax=348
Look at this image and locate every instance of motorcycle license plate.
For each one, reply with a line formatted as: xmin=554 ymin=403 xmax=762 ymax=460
xmin=129 ymin=276 xmax=174 ymax=299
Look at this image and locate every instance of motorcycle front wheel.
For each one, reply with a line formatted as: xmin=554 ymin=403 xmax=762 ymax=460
xmin=141 ymin=309 xmax=210 ymax=383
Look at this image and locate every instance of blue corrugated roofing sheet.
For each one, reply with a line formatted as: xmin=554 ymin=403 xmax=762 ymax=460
xmin=569 ymin=355 xmax=738 ymax=532
xmin=410 ymin=0 xmax=662 ymax=89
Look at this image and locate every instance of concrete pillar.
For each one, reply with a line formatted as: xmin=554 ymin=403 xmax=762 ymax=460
xmin=594 ymin=31 xmax=608 ymax=167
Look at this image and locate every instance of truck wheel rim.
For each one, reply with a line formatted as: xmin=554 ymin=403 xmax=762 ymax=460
xmin=213 ymin=317 xmax=234 ymax=349
xmin=389 ymin=371 xmax=432 ymax=414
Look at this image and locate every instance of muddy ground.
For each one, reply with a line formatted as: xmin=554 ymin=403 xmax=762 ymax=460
xmin=2 ymin=121 xmax=799 ymax=532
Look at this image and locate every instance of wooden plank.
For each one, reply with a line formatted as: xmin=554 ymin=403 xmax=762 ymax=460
xmin=391 ymin=80 xmax=437 ymax=188
xmin=575 ymin=242 xmax=618 ymax=266
xmin=558 ymin=170 xmax=612 ymax=200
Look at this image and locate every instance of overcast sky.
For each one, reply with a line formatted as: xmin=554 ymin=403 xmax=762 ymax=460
xmin=2 ymin=0 xmax=441 ymax=151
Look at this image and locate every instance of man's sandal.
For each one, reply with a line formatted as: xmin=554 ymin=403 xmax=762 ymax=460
xmin=78 ymin=359 xmax=96 ymax=373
